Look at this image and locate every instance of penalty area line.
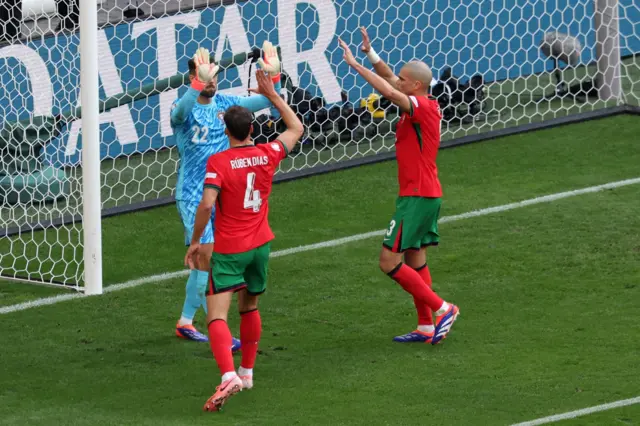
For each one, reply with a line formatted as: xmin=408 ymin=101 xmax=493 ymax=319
xmin=1 ymin=176 xmax=639 ymax=315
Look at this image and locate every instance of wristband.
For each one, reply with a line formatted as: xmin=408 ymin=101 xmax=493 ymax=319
xmin=366 ymin=47 xmax=381 ymax=64
xmin=191 ymin=78 xmax=206 ymax=91
xmin=261 ymin=54 xmax=281 ymax=84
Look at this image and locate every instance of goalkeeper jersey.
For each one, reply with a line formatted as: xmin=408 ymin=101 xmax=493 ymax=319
xmin=171 ymin=88 xmax=242 ymax=203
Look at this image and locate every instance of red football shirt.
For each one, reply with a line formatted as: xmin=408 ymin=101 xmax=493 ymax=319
xmin=203 ymin=141 xmax=288 ymax=254
xmin=394 ymin=95 xmax=443 ymax=197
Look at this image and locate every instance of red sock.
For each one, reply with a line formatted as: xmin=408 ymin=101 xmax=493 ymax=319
xmin=389 ymin=263 xmax=443 ymax=312
xmin=413 ymin=264 xmax=433 ymax=326
xmin=240 ymin=309 xmax=262 ymax=369
xmin=207 ymin=319 xmax=235 ymax=375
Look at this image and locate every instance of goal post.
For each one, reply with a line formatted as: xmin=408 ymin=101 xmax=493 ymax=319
xmin=0 ymin=0 xmax=638 ymax=292
xmin=595 ymin=0 xmax=623 ymax=101
xmin=79 ymin=0 xmax=103 ymax=295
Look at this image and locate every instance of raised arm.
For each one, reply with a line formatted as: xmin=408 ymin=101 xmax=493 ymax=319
xmin=268 ymin=86 xmax=303 ymax=153
xmin=250 ymin=70 xmax=303 ymax=153
xmin=171 ymin=47 xmax=219 ymax=126
xmin=359 ymin=27 xmax=399 ymax=88
xmin=338 ymin=38 xmax=411 ymax=114
xmin=236 ymin=41 xmax=283 ymax=113
xmin=170 ymin=88 xmax=199 ymax=126
xmin=236 ymin=80 xmax=282 ymax=113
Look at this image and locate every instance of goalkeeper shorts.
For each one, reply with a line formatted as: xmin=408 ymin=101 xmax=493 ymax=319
xmin=176 ymin=201 xmax=215 ymax=246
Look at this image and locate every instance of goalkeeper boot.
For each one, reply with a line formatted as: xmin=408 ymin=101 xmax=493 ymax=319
xmin=231 ymin=337 xmax=241 ymax=353
xmin=176 ymin=323 xmax=240 ymax=352
xmin=203 ymin=375 xmax=243 ymax=412
xmin=393 ymin=330 xmax=434 ymax=343
xmin=432 ymin=304 xmax=460 ymax=345
xmin=176 ymin=322 xmax=209 ymax=342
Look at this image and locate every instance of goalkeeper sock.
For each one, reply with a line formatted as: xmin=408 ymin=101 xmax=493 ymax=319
xmin=208 ymin=319 xmax=235 ymax=376
xmin=179 ymin=270 xmax=200 ymax=325
xmin=388 ymin=263 xmax=443 ymax=312
xmin=190 ymin=78 xmax=206 ymax=92
xmin=239 ymin=309 xmax=261 ymax=369
xmin=413 ymin=264 xmax=434 ymax=326
xmin=195 ymin=269 xmax=209 ymax=314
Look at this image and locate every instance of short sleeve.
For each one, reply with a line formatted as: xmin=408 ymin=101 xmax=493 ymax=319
xmin=261 ymin=140 xmax=288 ymax=164
xmin=204 ymin=155 xmax=223 ymax=191
xmin=408 ymin=95 xmax=420 ymax=119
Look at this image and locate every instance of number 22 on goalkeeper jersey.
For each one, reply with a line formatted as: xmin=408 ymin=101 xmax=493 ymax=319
xmin=170 ymin=92 xmax=242 ymax=202
xmin=203 ymin=141 xmax=289 ymax=254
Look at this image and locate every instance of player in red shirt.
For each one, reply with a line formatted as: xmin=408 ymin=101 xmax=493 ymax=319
xmin=339 ymin=28 xmax=459 ymax=345
xmin=184 ymin=70 xmax=303 ymax=412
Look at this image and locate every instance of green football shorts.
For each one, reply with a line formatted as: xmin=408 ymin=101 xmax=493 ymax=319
xmin=207 ymin=242 xmax=271 ymax=296
xmin=382 ymin=196 xmax=442 ymax=253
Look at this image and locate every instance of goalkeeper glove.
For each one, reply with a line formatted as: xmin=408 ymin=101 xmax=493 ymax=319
xmin=191 ymin=47 xmax=219 ymax=91
xmin=257 ymin=41 xmax=281 ymax=84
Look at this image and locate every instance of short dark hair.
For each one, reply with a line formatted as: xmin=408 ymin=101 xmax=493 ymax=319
xmin=188 ymin=59 xmax=196 ymax=75
xmin=224 ymin=106 xmax=253 ymax=141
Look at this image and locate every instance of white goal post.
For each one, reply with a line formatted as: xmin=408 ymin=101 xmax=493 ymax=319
xmin=79 ymin=0 xmax=103 ymax=295
xmin=0 ymin=0 xmax=638 ymax=292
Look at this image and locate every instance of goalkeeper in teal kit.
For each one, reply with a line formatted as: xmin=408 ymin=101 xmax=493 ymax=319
xmin=171 ymin=42 xmax=282 ymax=343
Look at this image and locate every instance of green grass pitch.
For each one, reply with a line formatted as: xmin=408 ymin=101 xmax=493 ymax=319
xmin=0 ymin=115 xmax=639 ymax=425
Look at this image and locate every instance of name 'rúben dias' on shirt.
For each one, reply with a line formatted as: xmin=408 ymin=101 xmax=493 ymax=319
xmin=230 ymin=156 xmax=269 ymax=170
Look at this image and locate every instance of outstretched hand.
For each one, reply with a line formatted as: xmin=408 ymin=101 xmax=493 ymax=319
xmin=257 ymin=41 xmax=281 ymax=77
xmin=193 ymin=47 xmax=219 ymax=83
xmin=360 ymin=26 xmax=371 ymax=53
xmin=249 ymin=69 xmax=279 ymax=99
xmin=338 ymin=38 xmax=358 ymax=67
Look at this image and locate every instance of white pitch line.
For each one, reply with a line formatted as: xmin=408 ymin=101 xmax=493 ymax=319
xmin=0 ymin=292 xmax=85 ymax=314
xmin=510 ymin=395 xmax=640 ymax=426
xmin=1 ymin=176 xmax=639 ymax=316
xmin=0 ymin=271 xmax=192 ymax=315
xmin=270 ymin=229 xmax=385 ymax=258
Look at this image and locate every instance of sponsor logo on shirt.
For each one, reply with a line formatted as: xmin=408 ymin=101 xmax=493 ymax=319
xmin=205 ymin=172 xmax=217 ymax=179
xmin=270 ymin=143 xmax=281 ymax=152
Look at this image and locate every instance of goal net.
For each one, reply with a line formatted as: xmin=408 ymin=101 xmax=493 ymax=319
xmin=1 ymin=0 xmax=638 ymax=290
